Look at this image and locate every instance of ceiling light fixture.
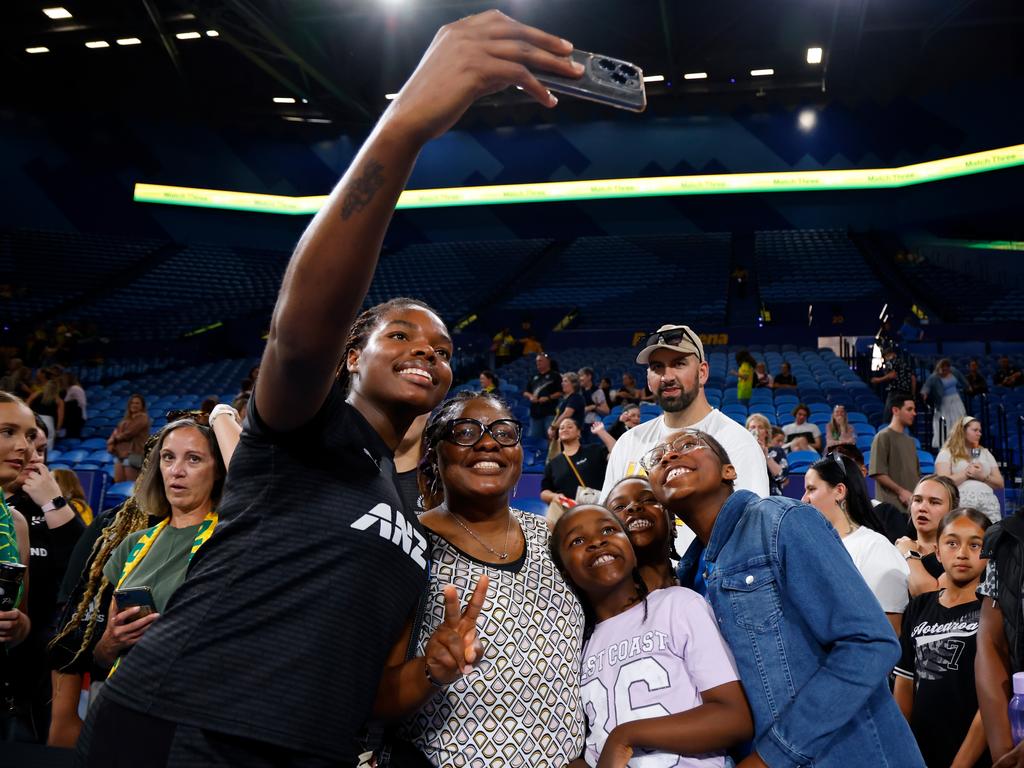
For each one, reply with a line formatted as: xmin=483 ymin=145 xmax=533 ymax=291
xmin=750 ymin=68 xmax=774 ymax=77
xmin=385 ymin=93 xmax=398 ymax=100
xmin=116 ymin=38 xmax=142 ymax=46
xmin=282 ymin=116 xmax=304 ymax=122
xmin=683 ymin=72 xmax=708 ymax=80
xmin=642 ymin=74 xmax=664 ymax=83
xmin=273 ymin=96 xmax=297 ymax=104
xmin=85 ymin=40 xmax=110 ymax=49
xmin=43 ymin=7 xmax=72 ymax=19
xmin=806 ymin=47 xmax=823 ymax=64
xmin=798 ymin=108 xmax=817 ymax=131
xmin=205 ymin=30 xmax=219 ymax=37
xmin=26 ymin=46 xmax=51 ymax=54
xmin=306 ymin=118 xmax=333 ymax=124
xmin=175 ymin=32 xmax=201 ymax=40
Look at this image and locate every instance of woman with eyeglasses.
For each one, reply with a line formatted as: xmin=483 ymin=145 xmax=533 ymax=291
xmin=374 ymin=391 xmax=585 ymax=766
xmin=645 ymin=428 xmax=924 ymax=768
xmin=801 ymin=453 xmax=909 ymax=634
xmin=82 ymin=12 xmax=584 ymax=765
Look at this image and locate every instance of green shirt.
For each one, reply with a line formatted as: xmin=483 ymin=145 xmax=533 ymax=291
xmin=738 ymin=361 xmax=754 ymax=400
xmin=103 ymin=521 xmax=202 ymax=613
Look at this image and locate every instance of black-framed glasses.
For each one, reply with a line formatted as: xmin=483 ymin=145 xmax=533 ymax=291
xmin=643 ymin=326 xmax=704 ymax=362
xmin=640 ymin=429 xmax=707 ymax=471
xmin=444 ymin=418 xmax=523 ymax=447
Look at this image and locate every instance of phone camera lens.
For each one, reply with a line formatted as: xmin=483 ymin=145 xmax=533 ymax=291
xmin=618 ymin=65 xmax=637 ymax=78
xmin=611 ymin=72 xmax=628 ymax=85
xmin=598 ymin=58 xmax=616 ymax=71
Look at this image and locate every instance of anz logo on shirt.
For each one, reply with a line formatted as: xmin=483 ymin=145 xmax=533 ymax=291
xmin=350 ymin=503 xmax=428 ymax=570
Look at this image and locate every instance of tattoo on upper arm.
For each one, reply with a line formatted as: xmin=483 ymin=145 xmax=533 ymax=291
xmin=341 ymin=159 xmax=385 ymax=220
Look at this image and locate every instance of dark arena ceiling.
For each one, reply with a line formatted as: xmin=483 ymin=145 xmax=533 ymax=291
xmin=6 ymin=0 xmax=1024 ymax=134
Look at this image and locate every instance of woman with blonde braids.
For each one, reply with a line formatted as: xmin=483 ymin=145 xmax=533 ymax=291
xmin=46 ymin=494 xmax=152 ymax=746
xmin=47 ymin=419 xmax=226 ymax=746
xmin=936 ymin=415 xmax=1004 ymax=523
xmin=94 ymin=420 xmax=224 ymax=668
xmin=46 ymin=433 xmax=161 ymax=747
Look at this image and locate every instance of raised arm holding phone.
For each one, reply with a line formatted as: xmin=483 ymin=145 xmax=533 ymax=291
xmin=79 ymin=13 xmax=585 ymax=767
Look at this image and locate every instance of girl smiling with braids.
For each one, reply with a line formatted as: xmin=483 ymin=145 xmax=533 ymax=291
xmin=551 ymin=503 xmax=751 ymax=768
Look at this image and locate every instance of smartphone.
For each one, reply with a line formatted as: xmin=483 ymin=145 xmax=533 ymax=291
xmin=0 ymin=562 xmax=26 ymax=612
xmin=114 ymin=586 xmax=157 ymax=619
xmin=534 ymin=50 xmax=647 ymax=112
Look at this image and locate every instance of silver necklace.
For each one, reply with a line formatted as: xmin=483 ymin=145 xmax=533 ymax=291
xmin=447 ymin=507 xmax=514 ymax=560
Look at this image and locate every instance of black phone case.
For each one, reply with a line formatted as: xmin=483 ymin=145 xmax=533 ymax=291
xmin=535 ymin=50 xmax=647 ymax=113
xmin=114 ymin=587 xmax=156 ymax=610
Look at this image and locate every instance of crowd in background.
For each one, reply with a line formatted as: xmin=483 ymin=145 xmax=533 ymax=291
xmin=1 ymin=12 xmax=1022 ymax=766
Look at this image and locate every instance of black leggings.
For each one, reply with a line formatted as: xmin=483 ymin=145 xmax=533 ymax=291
xmin=78 ymin=694 xmax=346 ymax=768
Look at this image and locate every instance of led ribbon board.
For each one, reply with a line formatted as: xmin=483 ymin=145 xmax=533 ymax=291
xmin=134 ymin=144 xmax=1024 ymax=215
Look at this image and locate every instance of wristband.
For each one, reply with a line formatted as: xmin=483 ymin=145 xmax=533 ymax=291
xmin=424 ymin=660 xmax=446 ymax=688
xmin=208 ymin=404 xmax=239 ymax=427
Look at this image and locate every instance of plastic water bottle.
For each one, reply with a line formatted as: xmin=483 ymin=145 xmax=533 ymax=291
xmin=1010 ymin=672 xmax=1024 ymax=746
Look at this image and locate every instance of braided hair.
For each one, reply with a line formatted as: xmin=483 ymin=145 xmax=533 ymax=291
xmin=48 ymin=431 xmax=161 ymax=667
xmin=338 ymin=297 xmax=442 ymax=393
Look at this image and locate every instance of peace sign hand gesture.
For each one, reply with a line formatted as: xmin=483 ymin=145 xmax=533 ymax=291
xmin=424 ymin=575 xmax=489 ymax=687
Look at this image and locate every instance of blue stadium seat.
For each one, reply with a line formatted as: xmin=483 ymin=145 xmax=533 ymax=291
xmin=63 ymin=449 xmax=90 ymax=464
xmin=787 ymin=450 xmax=820 ymax=474
xmin=917 ymin=450 xmax=936 ymax=473
xmin=80 ymin=437 xmax=109 ymax=450
xmin=105 ymin=481 xmax=136 ymax=507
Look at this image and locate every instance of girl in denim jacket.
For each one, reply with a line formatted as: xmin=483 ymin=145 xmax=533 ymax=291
xmin=646 ymin=428 xmax=924 ymax=768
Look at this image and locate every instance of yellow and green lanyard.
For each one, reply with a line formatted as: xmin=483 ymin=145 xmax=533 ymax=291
xmin=109 ymin=511 xmax=218 ymax=675
xmin=0 ymin=495 xmax=24 ymax=607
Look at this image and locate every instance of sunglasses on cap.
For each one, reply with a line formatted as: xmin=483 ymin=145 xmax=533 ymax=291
xmin=642 ymin=326 xmax=704 ymax=363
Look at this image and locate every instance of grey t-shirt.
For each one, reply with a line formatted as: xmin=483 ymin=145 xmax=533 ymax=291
xmin=869 ymin=428 xmax=920 ymax=513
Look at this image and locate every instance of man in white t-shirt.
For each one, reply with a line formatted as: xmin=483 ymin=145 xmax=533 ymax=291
xmin=601 ymin=324 xmax=769 ymax=502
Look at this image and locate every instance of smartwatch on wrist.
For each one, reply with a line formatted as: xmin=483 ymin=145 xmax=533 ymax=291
xmin=42 ymin=496 xmax=68 ymax=513
xmin=904 ymin=549 xmax=922 ymax=561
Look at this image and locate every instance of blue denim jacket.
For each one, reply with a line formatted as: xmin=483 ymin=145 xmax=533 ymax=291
xmin=678 ymin=491 xmax=924 ymax=768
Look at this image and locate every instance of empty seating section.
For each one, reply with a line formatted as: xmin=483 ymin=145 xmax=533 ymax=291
xmin=365 ymin=239 xmax=553 ymax=321
xmin=895 ymin=258 xmax=1022 ymax=322
xmin=756 ymin=229 xmax=882 ymax=303
xmin=497 ymin=234 xmax=730 ymax=329
xmin=69 ymin=243 xmax=291 ymax=342
xmin=2 ymin=228 xmax=167 ymax=321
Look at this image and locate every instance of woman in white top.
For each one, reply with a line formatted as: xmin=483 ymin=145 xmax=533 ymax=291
xmin=802 ymin=452 xmax=909 ymax=634
xmin=936 ymin=415 xmax=1004 ymax=523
